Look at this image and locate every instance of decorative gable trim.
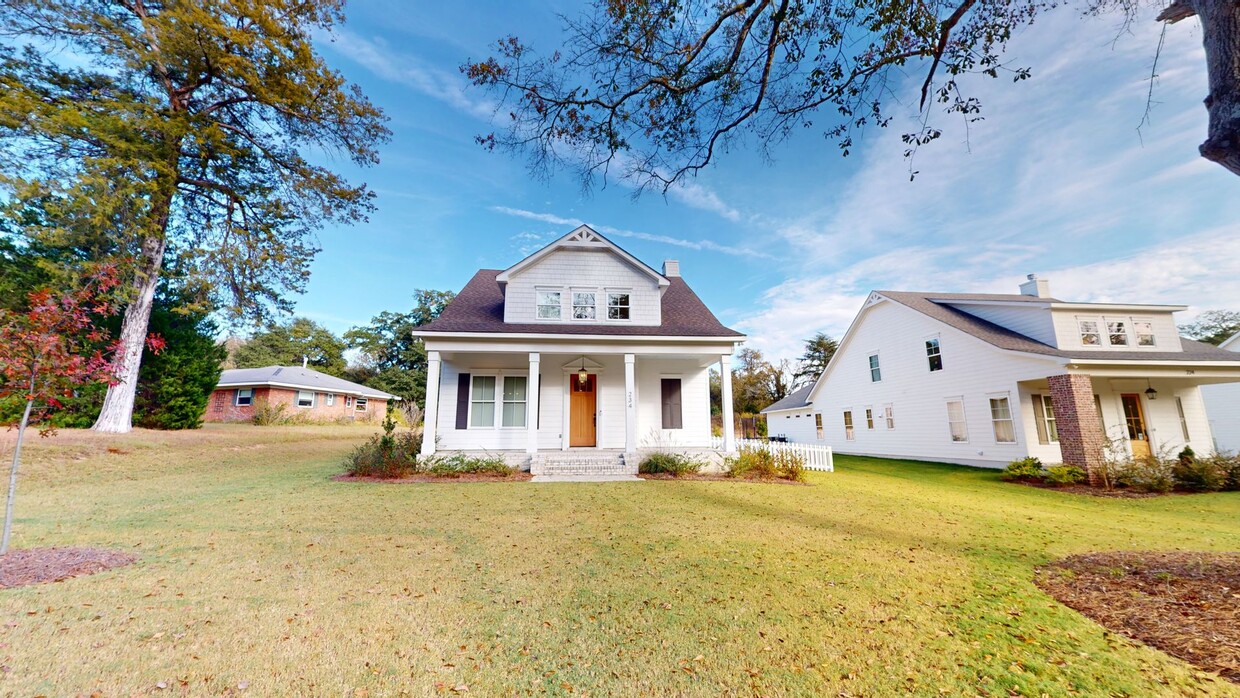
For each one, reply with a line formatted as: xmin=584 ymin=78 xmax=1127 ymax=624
xmin=495 ymin=225 xmax=670 ymax=288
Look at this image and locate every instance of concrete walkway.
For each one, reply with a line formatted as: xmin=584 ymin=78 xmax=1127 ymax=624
xmin=530 ymin=474 xmax=644 ymax=483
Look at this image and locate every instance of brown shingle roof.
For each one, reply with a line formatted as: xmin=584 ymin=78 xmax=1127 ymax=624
xmin=879 ymin=291 xmax=1240 ymax=363
xmin=418 ymin=270 xmax=743 ymax=338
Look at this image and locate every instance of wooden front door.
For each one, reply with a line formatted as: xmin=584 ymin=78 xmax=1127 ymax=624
xmin=570 ymin=374 xmax=597 ymax=447
xmin=1120 ymin=394 xmax=1151 ymax=459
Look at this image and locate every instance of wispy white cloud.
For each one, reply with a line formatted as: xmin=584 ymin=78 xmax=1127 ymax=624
xmin=490 ymin=206 xmax=773 ymax=259
xmin=324 ymin=28 xmax=496 ymax=120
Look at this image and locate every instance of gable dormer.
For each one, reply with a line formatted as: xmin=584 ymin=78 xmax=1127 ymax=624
xmin=497 ymin=226 xmax=669 ymax=327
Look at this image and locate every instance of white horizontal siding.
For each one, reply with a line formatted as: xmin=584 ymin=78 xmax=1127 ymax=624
xmin=948 ymin=303 xmax=1057 ymax=346
xmin=1203 ymin=383 xmax=1240 ymax=452
xmin=1050 ymin=309 xmax=1183 ymax=352
xmin=765 ymin=408 xmax=824 ymax=444
xmin=635 ymin=358 xmax=713 ymax=448
xmin=503 ymin=248 xmax=661 ymax=326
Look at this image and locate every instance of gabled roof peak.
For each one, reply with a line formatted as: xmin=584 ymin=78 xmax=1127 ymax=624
xmin=495 ymin=225 xmax=670 ymax=287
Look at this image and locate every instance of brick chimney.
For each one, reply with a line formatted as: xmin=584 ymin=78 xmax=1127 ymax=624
xmin=1019 ymin=273 xmax=1050 ymax=298
xmin=662 ymin=260 xmax=680 ymax=277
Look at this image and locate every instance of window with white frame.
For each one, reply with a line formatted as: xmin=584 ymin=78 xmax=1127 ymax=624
xmin=865 ymin=407 xmax=874 ymax=430
xmin=989 ymin=397 xmax=1016 ymax=443
xmin=815 ymin=413 xmax=823 ymax=439
xmin=345 ymin=395 xmax=353 ymax=408
xmin=1078 ymin=319 xmax=1101 ymax=346
xmin=1039 ymin=394 xmax=1058 ymax=442
xmin=884 ymin=404 xmax=895 ymax=429
xmin=326 ymin=393 xmax=335 ymax=406
xmin=926 ymin=338 xmax=943 ymax=372
xmin=607 ymin=292 xmax=631 ymax=320
xmin=1106 ymin=318 xmax=1129 ymax=346
xmin=536 ymin=290 xmax=562 ymax=320
xmin=1134 ymin=320 xmax=1156 ymax=346
xmin=843 ymin=411 xmax=855 ymax=440
xmin=235 ymin=388 xmax=253 ymax=406
xmin=945 ymin=399 xmax=968 ymax=442
xmin=470 ymin=376 xmax=496 ymax=427
xmin=868 ymin=354 xmax=881 ymax=382
xmin=501 ymin=376 xmax=528 ymax=428
xmin=355 ymin=397 xmax=368 ymax=412
xmin=296 ymin=390 xmax=315 ymax=408
xmin=1175 ymin=396 xmax=1190 ymax=441
xmin=572 ymin=291 xmax=596 ymax=320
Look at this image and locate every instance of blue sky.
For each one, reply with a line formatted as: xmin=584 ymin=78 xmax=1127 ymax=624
xmin=296 ymin=1 xmax=1239 ymax=361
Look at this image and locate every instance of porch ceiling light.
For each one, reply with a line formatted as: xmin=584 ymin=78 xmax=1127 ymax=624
xmin=1145 ymin=379 xmax=1158 ymax=400
xmin=578 ymin=357 xmax=589 ymax=387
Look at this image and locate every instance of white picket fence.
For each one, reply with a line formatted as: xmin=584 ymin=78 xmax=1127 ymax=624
xmin=710 ymin=437 xmax=834 ymax=472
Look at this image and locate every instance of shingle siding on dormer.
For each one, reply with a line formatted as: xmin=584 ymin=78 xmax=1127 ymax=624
xmin=502 ymin=248 xmax=662 ymax=326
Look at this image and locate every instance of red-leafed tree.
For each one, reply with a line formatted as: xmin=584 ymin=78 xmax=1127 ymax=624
xmin=0 ymin=266 xmax=163 ymax=554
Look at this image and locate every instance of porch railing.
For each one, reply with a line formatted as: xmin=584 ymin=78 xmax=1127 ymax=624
xmin=710 ymin=437 xmax=834 ymax=472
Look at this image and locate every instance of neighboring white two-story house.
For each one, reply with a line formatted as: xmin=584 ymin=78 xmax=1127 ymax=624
xmin=791 ymin=275 xmax=1240 ymax=482
xmin=1202 ymin=331 xmax=1240 ymax=453
xmin=413 ymin=226 xmax=745 ymax=477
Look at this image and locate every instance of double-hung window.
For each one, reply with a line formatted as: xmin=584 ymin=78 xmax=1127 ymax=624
xmin=501 ymin=376 xmax=528 ymax=428
xmin=865 ymin=407 xmax=874 ymax=430
xmin=470 ymin=376 xmax=496 ymax=427
xmin=868 ymin=354 xmax=882 ymax=382
xmin=1078 ymin=319 xmax=1101 ymax=346
xmin=946 ymin=400 xmax=968 ymax=442
xmin=326 ymin=393 xmax=336 ymax=407
xmin=235 ymin=388 xmax=253 ymax=406
xmin=607 ymin=292 xmax=631 ymax=320
xmin=355 ymin=397 xmax=368 ymax=412
xmin=926 ymin=338 xmax=943 ymax=372
xmin=815 ymin=413 xmax=823 ymax=439
xmin=1106 ymin=318 xmax=1129 ymax=346
xmin=572 ymin=291 xmax=596 ymax=320
xmin=296 ymin=390 xmax=315 ymax=408
xmin=1134 ymin=320 xmax=1156 ymax=346
xmin=989 ymin=397 xmax=1016 ymax=443
xmin=537 ymin=290 xmax=562 ymax=320
xmin=884 ymin=404 xmax=895 ymax=429
xmin=843 ymin=411 xmax=855 ymax=440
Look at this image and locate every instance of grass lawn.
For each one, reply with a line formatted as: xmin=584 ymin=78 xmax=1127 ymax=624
xmin=0 ymin=425 xmax=1238 ymax=697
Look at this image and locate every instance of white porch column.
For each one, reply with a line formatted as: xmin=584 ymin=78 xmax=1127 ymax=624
xmin=720 ymin=353 xmax=736 ymax=453
xmin=420 ymin=351 xmax=441 ymax=456
xmin=526 ymin=353 xmax=540 ymax=455
xmin=624 ymin=353 xmax=637 ymax=452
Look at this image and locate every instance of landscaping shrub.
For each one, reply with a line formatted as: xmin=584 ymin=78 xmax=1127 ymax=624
xmin=1001 ymin=457 xmax=1045 ymax=482
xmin=638 ymin=451 xmax=704 ymax=477
xmin=344 ymin=412 xmax=421 ymax=478
xmin=422 ymin=453 xmax=513 ymax=478
xmin=725 ymin=445 xmax=805 ymax=482
xmin=1221 ymin=454 xmax=1240 ymax=491
xmin=1177 ymin=446 xmax=1196 ymax=466
xmin=1170 ymin=453 xmax=1230 ymax=490
xmin=1116 ymin=457 xmax=1176 ymax=493
xmin=250 ymin=398 xmax=290 ymax=426
xmin=1043 ymin=464 xmax=1087 ymax=486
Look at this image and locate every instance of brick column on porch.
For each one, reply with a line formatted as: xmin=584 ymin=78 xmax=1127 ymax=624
xmin=1047 ymin=373 xmax=1105 ymax=485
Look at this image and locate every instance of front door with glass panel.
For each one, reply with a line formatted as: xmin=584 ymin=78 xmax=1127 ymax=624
xmin=1120 ymin=394 xmax=1151 ymax=459
xmin=570 ymin=374 xmax=597 ymax=447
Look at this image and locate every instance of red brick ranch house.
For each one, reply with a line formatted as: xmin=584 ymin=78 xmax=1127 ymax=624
xmin=206 ymin=366 xmax=399 ymax=422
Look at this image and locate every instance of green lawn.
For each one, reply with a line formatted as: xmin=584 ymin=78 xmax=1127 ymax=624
xmin=1 ymin=425 xmax=1238 ymax=696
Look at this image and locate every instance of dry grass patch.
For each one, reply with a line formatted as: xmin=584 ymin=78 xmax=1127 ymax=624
xmin=1036 ymin=551 xmax=1240 ymax=682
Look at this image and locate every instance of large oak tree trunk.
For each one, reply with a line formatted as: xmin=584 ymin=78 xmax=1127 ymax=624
xmin=1197 ymin=0 xmax=1240 ymax=175
xmin=90 ymin=232 xmax=166 ymax=433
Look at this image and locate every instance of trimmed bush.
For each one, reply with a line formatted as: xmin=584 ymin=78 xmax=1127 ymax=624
xmin=422 ymin=453 xmax=513 ymax=478
xmin=638 ymin=452 xmax=704 ymax=477
xmin=1001 ymin=457 xmax=1045 ymax=482
xmin=1116 ymin=457 xmax=1176 ymax=493
xmin=725 ymin=445 xmax=805 ymax=482
xmin=1173 ymin=454 xmax=1230 ymax=492
xmin=1043 ymin=464 xmax=1087 ymax=486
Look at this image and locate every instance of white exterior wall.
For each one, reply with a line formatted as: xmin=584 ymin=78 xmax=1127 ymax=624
xmin=765 ymin=408 xmax=823 ymax=444
xmin=948 ymin=303 xmax=1057 ymax=346
xmin=1049 ymin=309 xmax=1183 ymax=352
xmin=1202 ymin=337 xmax=1240 ymax=453
xmin=433 ymin=354 xmax=713 ymax=452
xmin=502 ymin=248 xmax=662 ymax=326
xmin=809 ymin=300 xmax=1062 ymax=468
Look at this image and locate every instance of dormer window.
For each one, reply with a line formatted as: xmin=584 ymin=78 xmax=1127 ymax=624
xmin=537 ymin=290 xmax=562 ymax=320
xmin=1106 ymin=319 xmax=1129 ymax=346
xmin=607 ymin=292 xmax=631 ymax=320
xmin=1078 ymin=319 xmax=1101 ymax=346
xmin=572 ymin=291 xmax=597 ymax=320
xmin=1134 ymin=320 xmax=1155 ymax=346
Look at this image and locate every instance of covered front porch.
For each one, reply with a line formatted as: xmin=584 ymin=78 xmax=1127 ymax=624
xmin=419 ymin=342 xmax=739 ymax=468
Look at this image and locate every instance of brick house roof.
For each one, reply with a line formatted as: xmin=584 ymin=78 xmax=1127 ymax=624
xmin=216 ymin=366 xmax=400 ymax=400
xmin=418 ymin=269 xmax=744 ymax=338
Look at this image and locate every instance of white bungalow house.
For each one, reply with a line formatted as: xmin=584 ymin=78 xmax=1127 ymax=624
xmin=759 ymin=385 xmax=821 ymax=443
xmin=413 ymin=226 xmax=745 ymax=477
xmin=1202 ymin=332 xmax=1240 ymax=453
xmin=786 ymin=275 xmax=1240 ymax=482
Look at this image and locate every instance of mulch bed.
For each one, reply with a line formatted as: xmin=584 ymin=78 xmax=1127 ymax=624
xmin=333 ymin=472 xmax=533 ymax=484
xmin=637 ymin=473 xmax=811 ymax=485
xmin=0 ymin=547 xmax=138 ymax=589
xmin=1017 ymin=482 xmax=1165 ymax=498
xmin=1035 ymin=551 xmax=1240 ymax=682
